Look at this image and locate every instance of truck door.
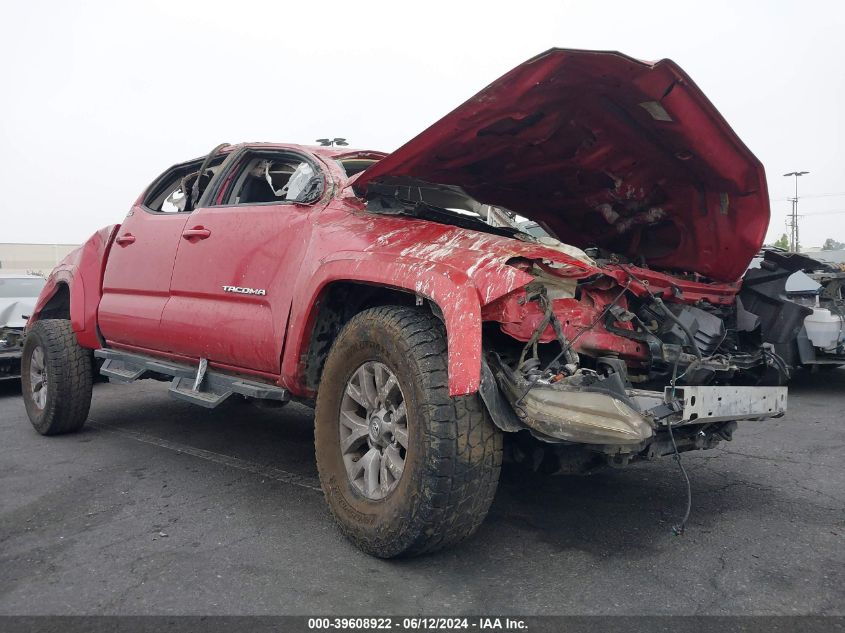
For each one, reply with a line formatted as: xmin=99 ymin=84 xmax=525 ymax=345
xmin=99 ymin=162 xmax=197 ymax=349
xmin=160 ymin=149 xmax=326 ymax=374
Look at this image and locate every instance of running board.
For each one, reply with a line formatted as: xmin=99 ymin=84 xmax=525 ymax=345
xmin=94 ymin=349 xmax=289 ymax=409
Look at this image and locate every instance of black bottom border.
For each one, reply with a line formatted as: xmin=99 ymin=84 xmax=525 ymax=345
xmin=0 ymin=616 xmax=842 ymax=633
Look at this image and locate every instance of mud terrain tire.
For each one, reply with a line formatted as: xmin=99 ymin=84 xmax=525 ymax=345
xmin=21 ymin=319 xmax=93 ymax=435
xmin=314 ymin=306 xmax=502 ymax=557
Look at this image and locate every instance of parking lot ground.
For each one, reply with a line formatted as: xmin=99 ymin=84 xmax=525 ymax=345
xmin=0 ymin=370 xmax=843 ymax=615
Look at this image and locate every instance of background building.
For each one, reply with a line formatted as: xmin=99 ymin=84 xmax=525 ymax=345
xmin=0 ymin=243 xmax=79 ymax=276
xmin=802 ymin=247 xmax=845 ymax=268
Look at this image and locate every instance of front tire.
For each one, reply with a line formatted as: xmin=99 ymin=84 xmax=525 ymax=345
xmin=21 ymin=319 xmax=93 ymax=435
xmin=314 ymin=306 xmax=502 ymax=558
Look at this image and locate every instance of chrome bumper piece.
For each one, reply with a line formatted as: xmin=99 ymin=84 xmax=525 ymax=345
xmin=662 ymin=386 xmax=787 ymax=425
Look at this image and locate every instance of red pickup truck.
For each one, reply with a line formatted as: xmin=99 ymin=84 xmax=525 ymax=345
xmin=22 ymin=49 xmax=797 ymax=557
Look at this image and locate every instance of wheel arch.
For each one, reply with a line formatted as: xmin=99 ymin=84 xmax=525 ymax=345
xmin=283 ymin=254 xmax=483 ymax=398
xmin=32 ymin=280 xmax=72 ymax=321
xmin=30 ymin=274 xmax=83 ymax=331
xmin=28 ymin=224 xmax=119 ymax=349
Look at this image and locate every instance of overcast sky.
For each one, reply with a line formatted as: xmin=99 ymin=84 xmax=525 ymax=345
xmin=2 ymin=0 xmax=844 ymax=248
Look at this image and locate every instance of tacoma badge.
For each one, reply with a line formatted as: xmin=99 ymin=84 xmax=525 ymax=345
xmin=222 ymin=285 xmax=267 ymax=296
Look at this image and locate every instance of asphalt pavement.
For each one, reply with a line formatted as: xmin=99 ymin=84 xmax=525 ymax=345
xmin=0 ymin=370 xmax=842 ymax=615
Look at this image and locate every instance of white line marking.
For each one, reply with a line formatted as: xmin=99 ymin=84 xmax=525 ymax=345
xmin=89 ymin=422 xmax=322 ymax=492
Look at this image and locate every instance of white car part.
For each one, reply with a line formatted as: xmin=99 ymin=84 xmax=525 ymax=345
xmin=804 ymin=308 xmax=844 ymax=351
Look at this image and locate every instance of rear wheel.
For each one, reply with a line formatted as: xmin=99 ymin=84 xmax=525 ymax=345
xmin=21 ymin=319 xmax=93 ymax=435
xmin=314 ymin=306 xmax=503 ymax=558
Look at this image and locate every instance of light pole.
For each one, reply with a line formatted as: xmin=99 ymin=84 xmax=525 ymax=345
xmin=316 ymin=138 xmax=349 ymax=147
xmin=783 ymin=170 xmax=809 ymax=252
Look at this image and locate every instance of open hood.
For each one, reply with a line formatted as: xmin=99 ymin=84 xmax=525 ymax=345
xmin=356 ymin=49 xmax=769 ymax=282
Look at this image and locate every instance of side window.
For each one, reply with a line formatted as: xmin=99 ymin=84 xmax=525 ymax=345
xmin=336 ymin=158 xmax=378 ymax=178
xmin=220 ymin=153 xmax=323 ymax=206
xmin=144 ymin=158 xmax=225 ymax=213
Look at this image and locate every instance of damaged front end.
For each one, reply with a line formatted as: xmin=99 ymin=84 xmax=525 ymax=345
xmin=349 ymin=47 xmax=790 ymax=474
xmin=478 ymin=259 xmax=787 ymax=472
xmin=0 ymin=327 xmax=27 ymax=380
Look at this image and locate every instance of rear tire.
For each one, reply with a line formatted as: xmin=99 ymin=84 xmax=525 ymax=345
xmin=21 ymin=319 xmax=93 ymax=435
xmin=314 ymin=306 xmax=502 ymax=558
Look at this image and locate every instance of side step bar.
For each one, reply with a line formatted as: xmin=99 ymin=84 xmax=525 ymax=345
xmin=94 ymin=349 xmax=289 ymax=409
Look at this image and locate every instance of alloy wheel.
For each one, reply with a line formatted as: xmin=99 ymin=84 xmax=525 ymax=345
xmin=339 ymin=361 xmax=408 ymax=500
xmin=29 ymin=346 xmax=48 ymax=410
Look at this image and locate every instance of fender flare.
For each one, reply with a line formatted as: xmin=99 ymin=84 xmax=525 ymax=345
xmin=29 ymin=224 xmax=119 ymax=349
xmin=284 ymin=252 xmax=483 ymax=397
xmin=31 ymin=269 xmax=84 ymax=329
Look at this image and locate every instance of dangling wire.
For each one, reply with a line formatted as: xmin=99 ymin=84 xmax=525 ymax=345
xmin=668 ymin=354 xmax=692 ymax=536
xmin=514 ymin=280 xmax=632 ymax=408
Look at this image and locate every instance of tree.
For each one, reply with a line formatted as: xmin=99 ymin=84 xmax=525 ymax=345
xmin=772 ymin=233 xmax=789 ymax=250
xmin=822 ymin=238 xmax=845 ymax=251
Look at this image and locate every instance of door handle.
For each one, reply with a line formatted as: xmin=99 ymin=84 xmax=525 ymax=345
xmin=182 ymin=227 xmax=211 ymax=240
xmin=115 ymin=233 xmax=135 ymax=246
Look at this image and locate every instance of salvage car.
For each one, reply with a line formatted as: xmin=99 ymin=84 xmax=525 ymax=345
xmin=0 ymin=273 xmax=46 ymax=381
xmin=22 ymin=49 xmax=795 ymax=557
xmin=746 ymin=248 xmax=845 ymax=369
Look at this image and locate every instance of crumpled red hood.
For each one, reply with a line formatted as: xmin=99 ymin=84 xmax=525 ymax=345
xmin=356 ymin=48 xmax=770 ymax=282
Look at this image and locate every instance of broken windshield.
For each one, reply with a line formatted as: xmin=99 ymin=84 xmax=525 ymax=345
xmin=364 ymin=179 xmax=535 ymax=240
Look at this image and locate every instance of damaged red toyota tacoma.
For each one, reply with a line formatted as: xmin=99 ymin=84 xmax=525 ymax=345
xmin=23 ymin=49 xmax=795 ymax=557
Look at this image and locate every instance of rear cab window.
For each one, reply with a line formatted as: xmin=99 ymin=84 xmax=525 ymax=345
xmin=144 ymin=157 xmax=227 ymax=213
xmin=336 ymin=158 xmax=379 ymax=178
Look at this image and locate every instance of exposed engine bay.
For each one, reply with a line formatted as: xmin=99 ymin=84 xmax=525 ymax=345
xmin=477 ymin=256 xmax=787 ymax=472
xmin=488 ymin=258 xmax=786 ymax=387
